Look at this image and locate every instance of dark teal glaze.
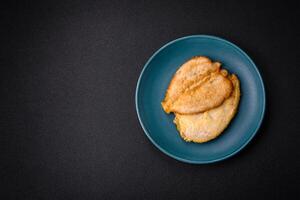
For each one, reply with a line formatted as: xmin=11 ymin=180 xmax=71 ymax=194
xmin=135 ymin=35 xmax=265 ymax=164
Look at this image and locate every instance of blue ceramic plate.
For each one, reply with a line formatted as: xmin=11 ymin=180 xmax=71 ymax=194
xmin=135 ymin=35 xmax=265 ymax=164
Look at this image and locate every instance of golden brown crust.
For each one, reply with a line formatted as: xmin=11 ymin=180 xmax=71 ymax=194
xmin=161 ymin=56 xmax=221 ymax=113
xmin=173 ymin=74 xmax=241 ymax=143
xmin=171 ymin=72 xmax=233 ymax=114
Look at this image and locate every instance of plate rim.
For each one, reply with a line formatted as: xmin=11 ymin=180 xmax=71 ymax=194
xmin=135 ymin=35 xmax=266 ymax=164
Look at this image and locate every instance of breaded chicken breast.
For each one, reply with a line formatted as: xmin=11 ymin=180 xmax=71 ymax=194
xmin=170 ymin=71 xmax=233 ymax=114
xmin=161 ymin=56 xmax=222 ymax=114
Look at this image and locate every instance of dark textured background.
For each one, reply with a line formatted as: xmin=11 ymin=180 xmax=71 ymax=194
xmin=1 ymin=0 xmax=299 ymax=199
